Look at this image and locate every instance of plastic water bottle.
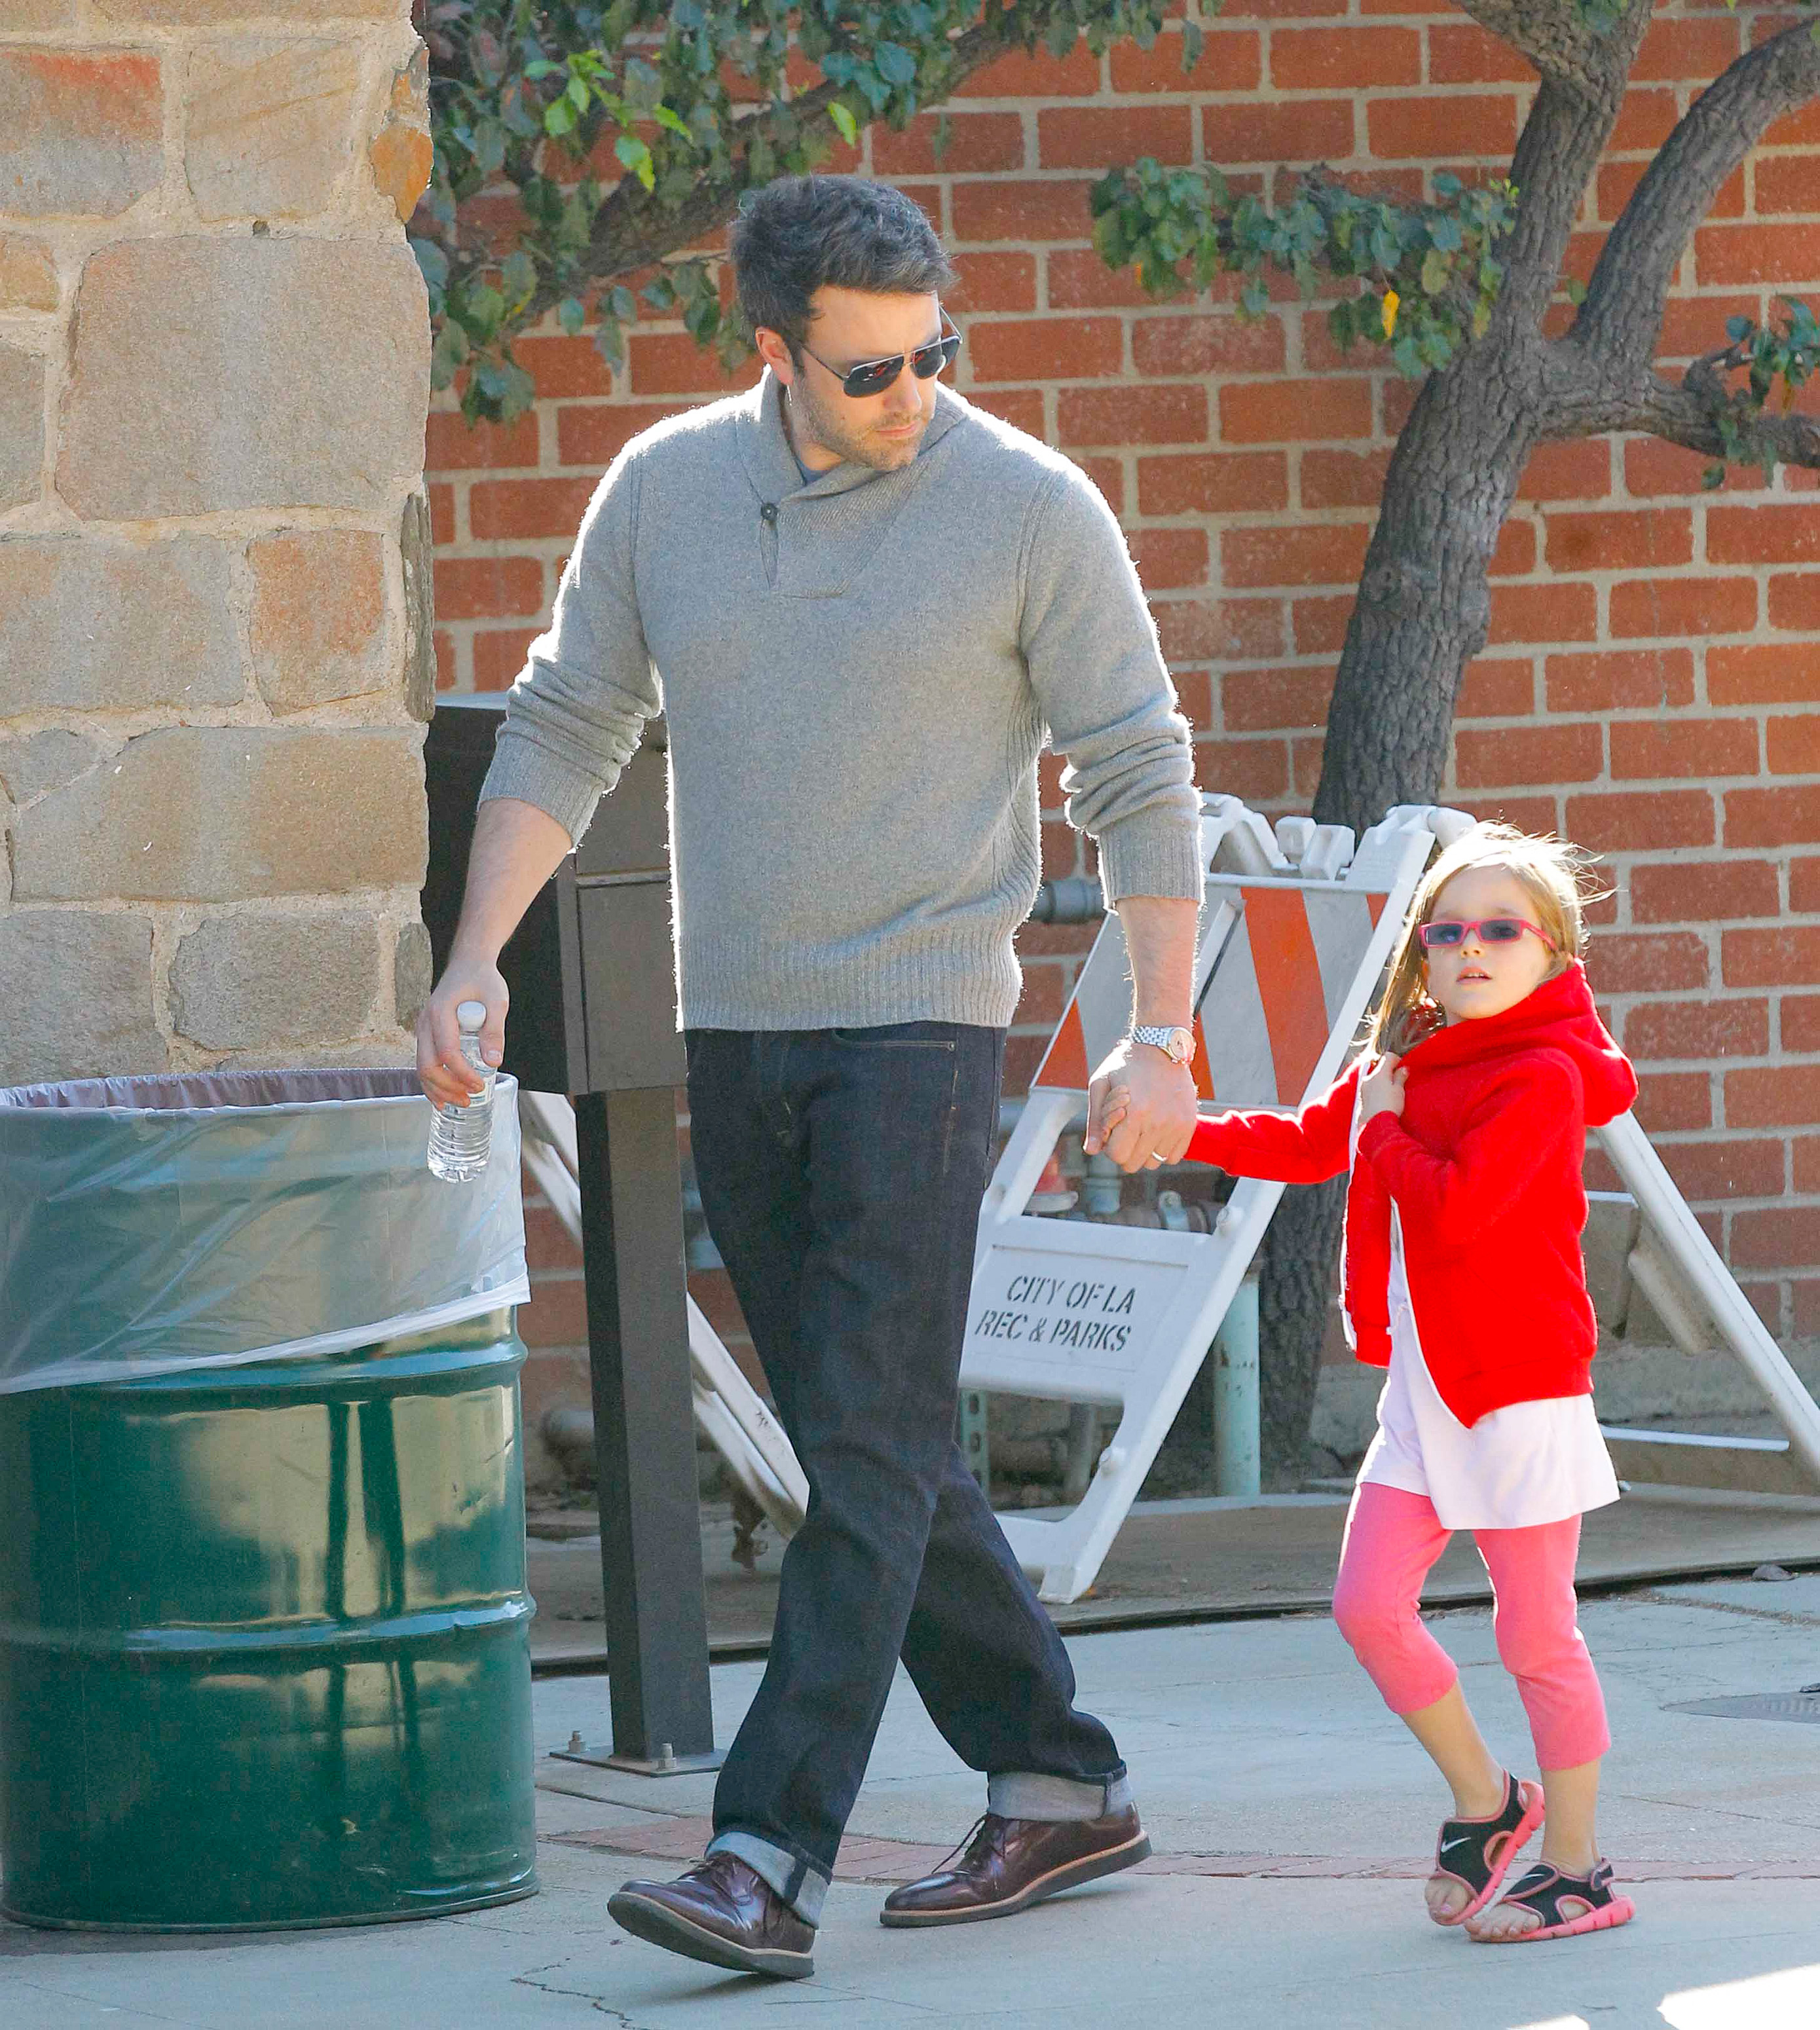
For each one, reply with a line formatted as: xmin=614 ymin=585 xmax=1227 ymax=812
xmin=428 ymin=1000 xmax=496 ymax=1182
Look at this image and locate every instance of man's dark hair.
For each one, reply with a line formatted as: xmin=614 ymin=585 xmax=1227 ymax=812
xmin=730 ymin=175 xmax=955 ymax=354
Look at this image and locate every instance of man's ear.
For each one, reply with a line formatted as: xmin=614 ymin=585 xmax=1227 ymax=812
xmin=753 ymin=326 xmax=795 ymax=384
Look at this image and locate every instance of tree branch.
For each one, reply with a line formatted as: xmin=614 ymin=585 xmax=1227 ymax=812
xmin=1451 ymin=0 xmax=1625 ymax=101
xmin=1575 ymin=18 xmax=1820 ymax=376
xmin=1532 ymin=338 xmax=1820 ymax=468
xmin=1483 ymin=0 xmax=1652 ymax=338
xmin=519 ymin=14 xmax=1027 ymax=326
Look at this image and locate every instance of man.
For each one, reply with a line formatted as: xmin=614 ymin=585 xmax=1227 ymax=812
xmin=418 ymin=174 xmax=1203 ymax=1981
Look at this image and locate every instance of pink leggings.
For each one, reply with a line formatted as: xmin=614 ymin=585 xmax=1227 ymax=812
xmin=1333 ymin=1481 xmax=1610 ymax=1771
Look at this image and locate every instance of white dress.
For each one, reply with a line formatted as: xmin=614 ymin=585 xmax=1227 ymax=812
xmin=1354 ymin=1111 xmax=1620 ymax=1533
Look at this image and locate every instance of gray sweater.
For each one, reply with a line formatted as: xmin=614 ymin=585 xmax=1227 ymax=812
xmin=481 ymin=371 xmax=1202 ymax=1031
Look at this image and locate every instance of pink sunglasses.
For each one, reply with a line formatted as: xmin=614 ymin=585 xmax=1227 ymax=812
xmin=1419 ymin=917 xmax=1553 ymax=951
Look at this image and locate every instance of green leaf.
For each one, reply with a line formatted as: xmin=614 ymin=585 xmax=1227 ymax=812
xmin=1726 ymin=314 xmax=1755 ymax=342
xmin=410 ymin=236 xmax=450 ymax=293
xmin=874 ymin=40 xmax=918 ymax=86
xmin=474 ymin=120 xmax=507 ymax=176
xmin=559 ymin=295 xmax=587 ymax=335
xmin=1239 ymin=276 xmax=1270 ymax=321
xmin=1182 ymin=22 xmax=1204 ymax=69
xmin=594 ymin=316 xmax=626 ymax=369
xmin=544 ymin=97 xmax=577 ymax=138
xmin=653 ymin=105 xmax=693 ymax=139
xmin=608 ymin=286 xmax=637 ymax=322
xmin=828 ymin=100 xmax=859 ymax=145
xmin=501 ymin=248 xmax=537 ymax=305
xmin=1420 ymin=246 xmax=1451 ymax=296
xmin=616 ymin=134 xmax=656 ymax=191
xmin=1701 ymin=462 xmax=1727 ymax=490
xmin=1564 ymin=276 xmax=1587 ymax=306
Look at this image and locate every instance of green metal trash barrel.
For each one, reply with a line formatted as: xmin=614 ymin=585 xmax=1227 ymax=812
xmin=0 ymin=1069 xmax=538 ymax=1931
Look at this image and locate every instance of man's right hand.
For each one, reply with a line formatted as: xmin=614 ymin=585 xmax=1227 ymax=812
xmin=417 ymin=954 xmax=510 ymax=1108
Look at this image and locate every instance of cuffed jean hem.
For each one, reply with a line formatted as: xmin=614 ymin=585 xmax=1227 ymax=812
xmin=987 ymin=1771 xmax=1134 ymax=1822
xmin=705 ymin=1830 xmax=828 ymax=1927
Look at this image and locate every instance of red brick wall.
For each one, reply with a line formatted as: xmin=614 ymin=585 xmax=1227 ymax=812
xmin=430 ymin=2 xmax=1820 ymax=1387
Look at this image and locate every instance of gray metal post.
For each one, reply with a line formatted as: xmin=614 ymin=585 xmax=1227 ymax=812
xmin=1212 ymin=1273 xmax=1261 ymax=1498
xmin=573 ymin=1088 xmax=722 ymax=1775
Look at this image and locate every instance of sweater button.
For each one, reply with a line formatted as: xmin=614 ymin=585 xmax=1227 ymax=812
xmin=760 ymin=502 xmax=778 ymax=525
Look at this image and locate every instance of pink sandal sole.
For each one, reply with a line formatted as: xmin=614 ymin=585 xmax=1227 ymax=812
xmin=1492 ymin=1892 xmax=1636 ymax=1944
xmin=1432 ymin=1778 xmax=1546 ymax=1928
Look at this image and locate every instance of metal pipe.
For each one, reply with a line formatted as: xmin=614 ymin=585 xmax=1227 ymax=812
xmin=1212 ymin=1274 xmax=1261 ymax=1498
xmin=1028 ymin=876 xmax=1105 ymax=925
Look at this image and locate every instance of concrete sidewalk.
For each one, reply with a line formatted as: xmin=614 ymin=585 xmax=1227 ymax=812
xmin=7 ymin=1575 xmax=1820 ymax=2028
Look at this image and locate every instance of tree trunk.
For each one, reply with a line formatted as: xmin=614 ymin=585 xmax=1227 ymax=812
xmin=1256 ymin=55 xmax=1646 ymax=1477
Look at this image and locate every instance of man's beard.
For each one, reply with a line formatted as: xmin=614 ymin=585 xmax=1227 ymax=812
xmin=787 ymin=371 xmax=927 ymax=472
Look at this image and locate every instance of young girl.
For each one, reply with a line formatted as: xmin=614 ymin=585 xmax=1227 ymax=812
xmin=1107 ymin=822 xmax=1638 ymax=1943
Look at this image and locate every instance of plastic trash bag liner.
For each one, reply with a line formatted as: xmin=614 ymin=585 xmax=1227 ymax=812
xmin=0 ymin=1067 xmax=530 ymax=1395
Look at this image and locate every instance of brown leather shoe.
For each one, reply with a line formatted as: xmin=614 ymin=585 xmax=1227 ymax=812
xmin=608 ymin=1854 xmax=815 ymax=1980
xmin=880 ymin=1807 xmax=1151 ymax=1927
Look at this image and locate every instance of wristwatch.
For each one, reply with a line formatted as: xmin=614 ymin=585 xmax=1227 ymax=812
xmin=1132 ymin=1024 xmax=1195 ymax=1068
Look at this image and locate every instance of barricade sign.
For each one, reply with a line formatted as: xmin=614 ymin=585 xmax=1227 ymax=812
xmin=967 ymin=798 xmax=1466 ymax=1603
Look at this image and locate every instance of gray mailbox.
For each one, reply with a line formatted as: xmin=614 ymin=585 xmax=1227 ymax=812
xmin=556 ymin=742 xmax=687 ymax=1097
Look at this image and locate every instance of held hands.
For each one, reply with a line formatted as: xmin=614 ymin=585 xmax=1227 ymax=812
xmin=1084 ymin=1037 xmax=1197 ymax=1174
xmin=1360 ymin=1050 xmax=1406 ymax=1124
xmin=415 ymin=955 xmax=509 ymax=1109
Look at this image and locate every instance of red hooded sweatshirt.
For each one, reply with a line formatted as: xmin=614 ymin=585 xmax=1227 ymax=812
xmin=1185 ymin=961 xmax=1638 ymax=1428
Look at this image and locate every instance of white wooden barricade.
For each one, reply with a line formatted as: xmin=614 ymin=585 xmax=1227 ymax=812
xmin=965 ymin=797 xmax=1468 ymax=1603
xmin=517 ymin=1090 xmax=809 ymax=1541
xmin=1593 ymin=1113 xmax=1820 ymax=1490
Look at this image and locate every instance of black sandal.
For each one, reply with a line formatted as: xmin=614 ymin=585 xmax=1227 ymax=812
xmin=1428 ymin=1772 xmax=1545 ymax=1927
xmin=1470 ymin=1858 xmax=1635 ymax=1942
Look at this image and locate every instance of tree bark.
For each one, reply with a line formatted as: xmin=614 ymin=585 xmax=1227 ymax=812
xmin=1256 ymin=13 xmax=1654 ymax=1481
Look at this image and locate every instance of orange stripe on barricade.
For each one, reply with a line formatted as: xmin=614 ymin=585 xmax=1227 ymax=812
xmin=1190 ymin=1014 xmax=1215 ymax=1099
xmin=1033 ymin=1001 xmax=1090 ymax=1092
xmin=1243 ymin=886 xmax=1333 ymax=1105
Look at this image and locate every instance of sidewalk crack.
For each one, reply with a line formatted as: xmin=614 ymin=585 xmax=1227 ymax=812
xmin=512 ymin=1957 xmax=657 ymax=2026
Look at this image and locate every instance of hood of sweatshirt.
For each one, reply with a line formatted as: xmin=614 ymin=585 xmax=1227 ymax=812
xmin=1398 ymin=959 xmax=1637 ymax=1128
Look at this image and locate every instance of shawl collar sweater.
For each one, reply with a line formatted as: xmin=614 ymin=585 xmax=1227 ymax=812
xmin=479 ymin=371 xmax=1202 ymax=1031
xmin=1186 ymin=963 xmax=1638 ymax=1426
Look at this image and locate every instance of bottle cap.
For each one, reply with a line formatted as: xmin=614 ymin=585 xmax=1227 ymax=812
xmin=456 ymin=1000 xmax=487 ymax=1031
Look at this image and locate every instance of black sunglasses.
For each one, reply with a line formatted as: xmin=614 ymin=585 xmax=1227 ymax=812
xmin=799 ymin=312 xmax=963 ymax=399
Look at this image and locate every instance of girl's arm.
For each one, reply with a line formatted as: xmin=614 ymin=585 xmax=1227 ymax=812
xmin=1356 ymin=1054 xmax=1581 ymax=1244
xmin=1183 ymin=1061 xmax=1362 ymax=1184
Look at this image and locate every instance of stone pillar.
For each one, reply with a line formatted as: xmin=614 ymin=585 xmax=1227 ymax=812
xmin=0 ymin=3 xmax=435 ymax=1084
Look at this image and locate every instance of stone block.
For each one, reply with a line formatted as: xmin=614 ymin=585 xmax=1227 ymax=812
xmin=368 ymin=48 xmax=432 ymax=222
xmin=0 ymin=49 xmax=163 ymax=218
xmin=249 ymin=528 xmax=388 ymax=712
xmin=0 ymin=534 xmax=240 ymax=712
xmin=170 ymin=908 xmax=378 ymax=1047
xmin=393 ymin=918 xmax=432 ymax=1026
xmin=59 ymin=237 xmax=428 ymax=520
xmin=97 ymin=0 xmax=400 ymax=18
xmin=0 ymin=731 xmax=102 ymax=806
xmin=0 ymin=233 xmax=58 ymax=312
xmin=0 ymin=343 xmax=44 ymax=510
xmin=14 ymin=726 xmax=428 ymax=902
xmin=185 ymin=39 xmax=362 ymax=221
xmin=0 ymin=910 xmax=165 ymax=1086
xmin=399 ymin=489 xmax=436 ymax=722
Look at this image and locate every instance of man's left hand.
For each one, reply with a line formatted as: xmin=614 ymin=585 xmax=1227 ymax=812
xmin=1085 ymin=1038 xmax=1197 ymax=1173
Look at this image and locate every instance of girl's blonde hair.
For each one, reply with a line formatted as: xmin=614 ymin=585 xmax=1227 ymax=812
xmin=1367 ymin=822 xmax=1606 ymax=1057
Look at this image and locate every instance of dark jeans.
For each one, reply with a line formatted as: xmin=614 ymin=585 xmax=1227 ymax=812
xmin=686 ymin=1024 xmax=1124 ymax=1921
